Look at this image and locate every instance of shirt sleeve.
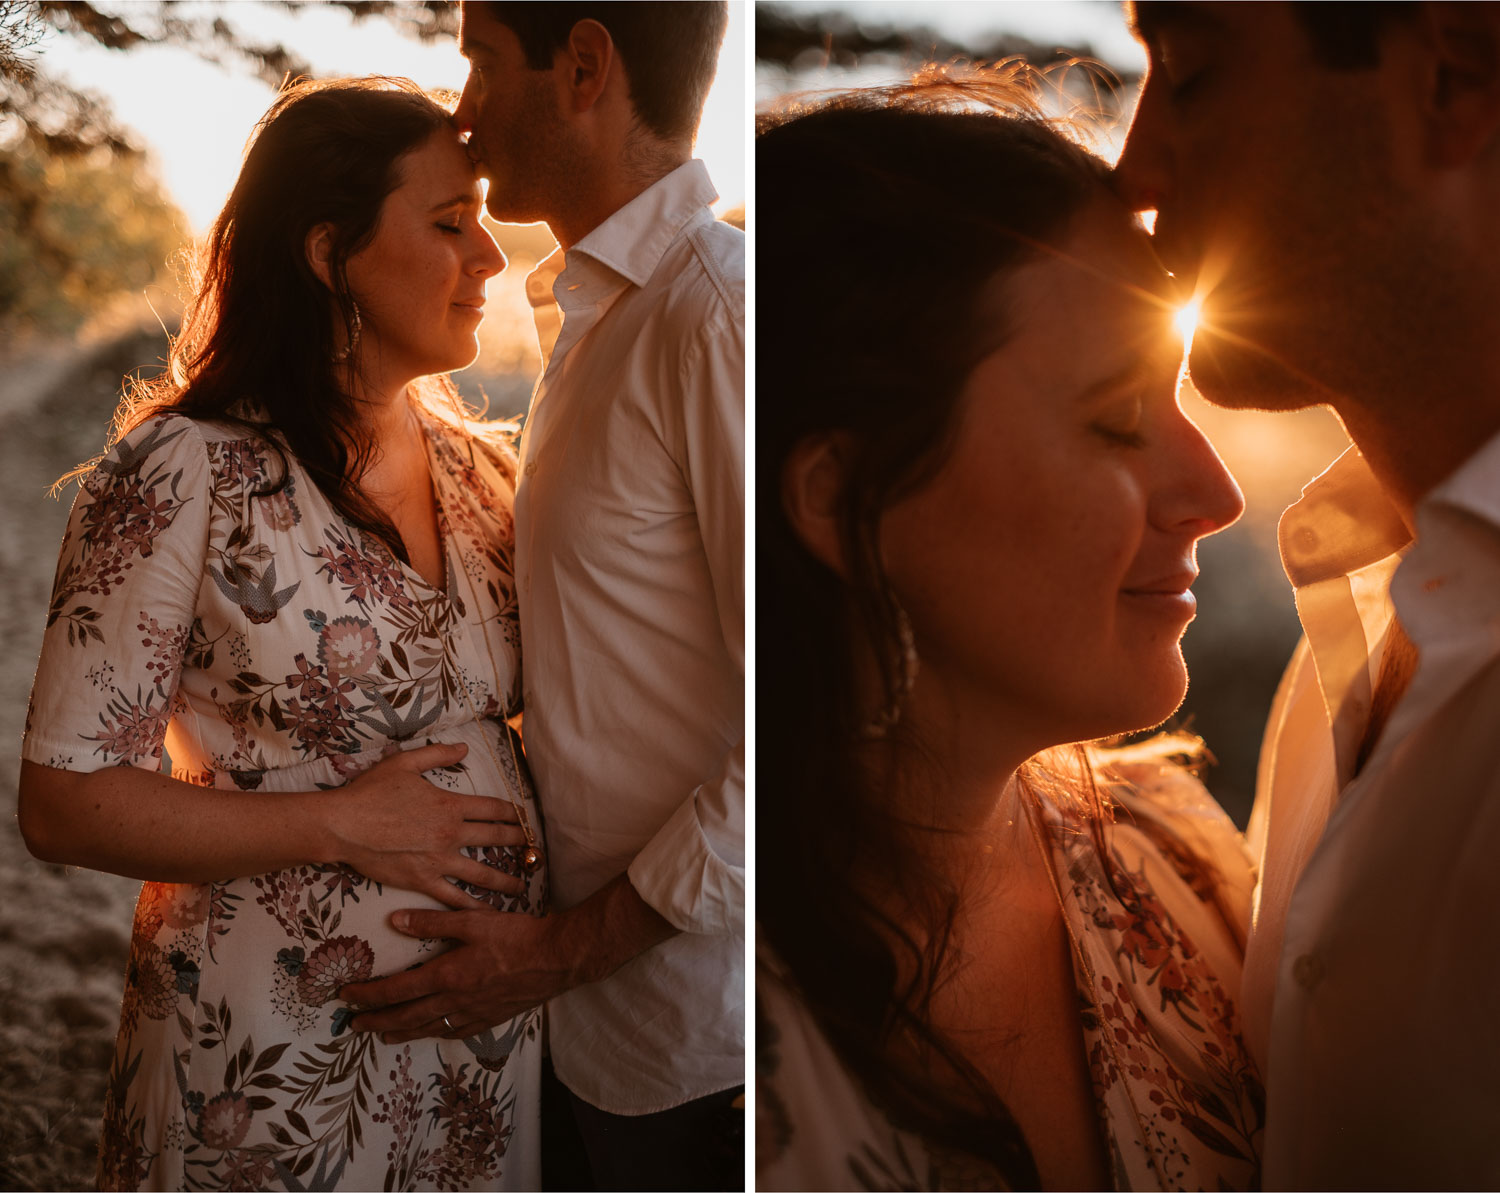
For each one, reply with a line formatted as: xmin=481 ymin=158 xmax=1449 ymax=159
xmin=23 ymin=415 xmax=211 ymax=773
xmin=627 ymin=280 xmax=745 ymax=938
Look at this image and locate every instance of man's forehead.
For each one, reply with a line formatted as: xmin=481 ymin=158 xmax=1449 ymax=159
xmin=457 ymin=3 xmax=500 ymax=55
xmin=1127 ymin=2 xmax=1227 ymax=45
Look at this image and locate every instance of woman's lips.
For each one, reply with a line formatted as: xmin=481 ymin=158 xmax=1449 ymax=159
xmin=1120 ymin=571 xmax=1198 ymax=617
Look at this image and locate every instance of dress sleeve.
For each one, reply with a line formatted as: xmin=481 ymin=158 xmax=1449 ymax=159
xmin=627 ymin=282 xmax=745 ymax=937
xmin=23 ymin=415 xmax=211 ymax=773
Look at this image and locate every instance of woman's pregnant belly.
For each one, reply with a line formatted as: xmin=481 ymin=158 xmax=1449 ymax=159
xmin=154 ymin=719 xmax=544 ymax=1031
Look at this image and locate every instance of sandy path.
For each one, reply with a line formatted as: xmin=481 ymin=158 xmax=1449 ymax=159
xmin=0 ymin=327 xmax=166 ymax=1189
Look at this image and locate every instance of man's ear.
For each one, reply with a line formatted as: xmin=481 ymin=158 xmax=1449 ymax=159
xmin=1418 ymin=2 xmax=1500 ymax=167
xmin=559 ymin=19 xmax=615 ymax=115
xmin=305 ymin=223 xmax=336 ymax=289
xmin=782 ymin=433 xmax=853 ymax=578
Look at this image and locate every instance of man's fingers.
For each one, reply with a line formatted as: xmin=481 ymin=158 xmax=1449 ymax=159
xmin=350 ymin=993 xmax=453 ymax=1037
xmin=389 ymin=907 xmax=478 ymax=940
xmin=341 ymin=952 xmax=453 ymax=1009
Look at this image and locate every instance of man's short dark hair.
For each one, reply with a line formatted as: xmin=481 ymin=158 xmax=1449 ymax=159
xmin=1290 ymin=2 xmax=1419 ymax=70
xmin=481 ymin=2 xmax=728 ymax=142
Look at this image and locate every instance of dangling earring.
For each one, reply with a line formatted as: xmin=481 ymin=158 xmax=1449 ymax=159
xmin=333 ymin=302 xmax=362 ymax=362
xmin=857 ymin=598 xmax=919 ymax=740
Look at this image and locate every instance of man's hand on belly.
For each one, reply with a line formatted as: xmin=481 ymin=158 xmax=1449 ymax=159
xmin=338 ymin=872 xmax=679 ymax=1041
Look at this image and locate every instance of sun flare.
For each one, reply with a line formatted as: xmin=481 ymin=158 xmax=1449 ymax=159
xmin=1174 ymin=297 xmax=1202 ymax=351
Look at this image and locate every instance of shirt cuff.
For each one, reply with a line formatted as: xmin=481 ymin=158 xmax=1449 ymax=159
xmin=627 ymin=794 xmax=744 ymax=938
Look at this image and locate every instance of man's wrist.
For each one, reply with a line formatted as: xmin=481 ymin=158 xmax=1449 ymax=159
xmin=554 ymin=872 xmax=679 ymax=988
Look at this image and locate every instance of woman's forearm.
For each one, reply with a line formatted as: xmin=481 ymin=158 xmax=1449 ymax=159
xmin=18 ymin=757 xmax=343 ymax=882
xmin=16 ymin=742 xmax=526 ymax=905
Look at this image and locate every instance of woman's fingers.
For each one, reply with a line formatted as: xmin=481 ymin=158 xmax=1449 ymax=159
xmin=456 ymin=821 xmax=528 ymax=849
xmin=449 ymin=859 xmax=526 ymax=896
xmin=456 ymin=795 xmax=520 ymax=823
xmin=429 ymin=878 xmax=493 ymax=912
xmin=380 ymin=741 xmax=469 ymax=774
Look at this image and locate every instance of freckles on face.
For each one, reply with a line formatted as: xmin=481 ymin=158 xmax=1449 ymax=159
xmin=879 ymin=200 xmax=1226 ymax=749
xmin=344 ymin=131 xmax=500 ymax=380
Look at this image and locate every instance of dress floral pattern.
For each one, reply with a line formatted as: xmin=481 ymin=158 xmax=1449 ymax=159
xmin=757 ymin=763 xmax=1264 ymax=1191
xmin=23 ymin=407 xmax=544 ymax=1191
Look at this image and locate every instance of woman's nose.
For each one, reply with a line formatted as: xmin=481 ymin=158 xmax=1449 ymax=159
xmin=1152 ymin=416 xmax=1246 ymax=538
xmin=471 ymin=232 xmax=506 ymax=279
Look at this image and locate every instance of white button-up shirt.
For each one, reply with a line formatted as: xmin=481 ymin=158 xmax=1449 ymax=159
xmin=513 ymin=160 xmax=745 ymax=1114
xmin=1246 ymin=435 xmax=1500 ymax=1189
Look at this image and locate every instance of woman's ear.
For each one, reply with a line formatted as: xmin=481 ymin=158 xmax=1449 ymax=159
xmin=782 ymin=433 xmax=853 ymax=577
xmin=304 ymin=223 xmax=336 ymax=289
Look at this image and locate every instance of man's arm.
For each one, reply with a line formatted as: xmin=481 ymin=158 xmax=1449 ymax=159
xmin=343 ymin=872 xmax=677 ymax=1040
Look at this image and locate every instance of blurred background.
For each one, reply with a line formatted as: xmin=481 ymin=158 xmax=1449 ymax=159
xmin=0 ymin=2 xmax=743 ymax=1186
xmin=756 ymin=0 xmax=1352 ymax=826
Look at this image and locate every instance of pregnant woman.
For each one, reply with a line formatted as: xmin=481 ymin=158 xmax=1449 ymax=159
xmin=19 ymin=78 xmax=542 ymax=1190
xmin=758 ymin=70 xmax=1263 ymax=1191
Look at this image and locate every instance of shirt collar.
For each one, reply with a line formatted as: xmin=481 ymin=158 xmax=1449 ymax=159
xmin=569 ymin=159 xmax=718 ymax=288
xmin=1278 ymin=445 xmax=1411 ymax=589
xmin=1420 ymin=424 xmax=1500 ymax=528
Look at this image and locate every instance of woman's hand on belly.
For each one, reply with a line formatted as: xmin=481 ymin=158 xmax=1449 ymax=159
xmin=325 ymin=741 xmax=530 ymax=909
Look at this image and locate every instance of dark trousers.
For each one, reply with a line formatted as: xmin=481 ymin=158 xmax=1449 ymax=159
xmin=541 ymin=1057 xmax=744 ymax=1191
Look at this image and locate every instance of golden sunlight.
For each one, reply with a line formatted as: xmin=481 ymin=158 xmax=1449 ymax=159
xmin=1174 ymin=296 xmax=1202 ymax=351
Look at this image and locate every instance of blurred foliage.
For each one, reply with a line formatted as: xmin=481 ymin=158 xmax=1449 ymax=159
xmin=0 ymin=1 xmax=462 ymax=345
xmin=755 ymin=2 xmax=1138 ymax=84
xmin=0 ymin=126 xmax=185 ymax=338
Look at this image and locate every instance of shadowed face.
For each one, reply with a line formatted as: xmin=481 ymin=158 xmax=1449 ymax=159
xmin=878 ymin=198 xmax=1244 ymax=752
xmin=343 ymin=131 xmax=505 ymax=382
xmin=1115 ymin=1 xmax=1421 ymax=411
xmin=454 ymin=5 xmax=584 ymax=225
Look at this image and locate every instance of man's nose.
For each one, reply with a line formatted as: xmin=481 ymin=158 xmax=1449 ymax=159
xmin=1112 ymin=81 xmax=1173 ymax=216
xmin=453 ymin=84 xmax=476 ymax=135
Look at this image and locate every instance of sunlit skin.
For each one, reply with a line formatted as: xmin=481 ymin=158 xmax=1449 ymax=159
xmin=338 ymin=131 xmax=505 ymax=394
xmin=453 ymin=2 xmax=681 ymax=249
xmin=1117 ymin=2 xmax=1422 ymax=411
xmin=452 ymin=11 xmax=580 ymax=228
xmin=799 ymin=197 xmax=1244 ymax=1193
xmin=879 ymin=197 xmax=1245 ymax=823
xmin=1119 ymin=1 xmax=1500 ymax=517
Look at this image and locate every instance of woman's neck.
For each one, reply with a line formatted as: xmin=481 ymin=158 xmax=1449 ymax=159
xmin=347 ymin=363 xmax=419 ymax=446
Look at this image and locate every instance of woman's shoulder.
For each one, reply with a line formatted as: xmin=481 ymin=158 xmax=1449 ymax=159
xmin=422 ymin=404 xmax=521 ymax=488
xmin=81 ymin=412 xmax=210 ymax=492
xmin=757 ymin=940 xmax=1006 ymax=1193
xmin=1093 ymin=738 xmax=1256 ymax=950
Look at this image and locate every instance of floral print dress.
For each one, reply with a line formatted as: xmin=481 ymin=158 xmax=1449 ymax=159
xmin=757 ymin=764 xmax=1265 ymax=1191
xmin=23 ymin=407 xmax=545 ymax=1191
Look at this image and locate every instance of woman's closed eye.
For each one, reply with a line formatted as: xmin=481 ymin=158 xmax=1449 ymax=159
xmin=1091 ymin=396 xmax=1146 ymax=448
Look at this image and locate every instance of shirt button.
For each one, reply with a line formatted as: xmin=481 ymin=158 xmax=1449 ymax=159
xmin=524 ymin=460 xmax=537 ymax=477
xmin=1292 ymin=952 xmax=1325 ymax=990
